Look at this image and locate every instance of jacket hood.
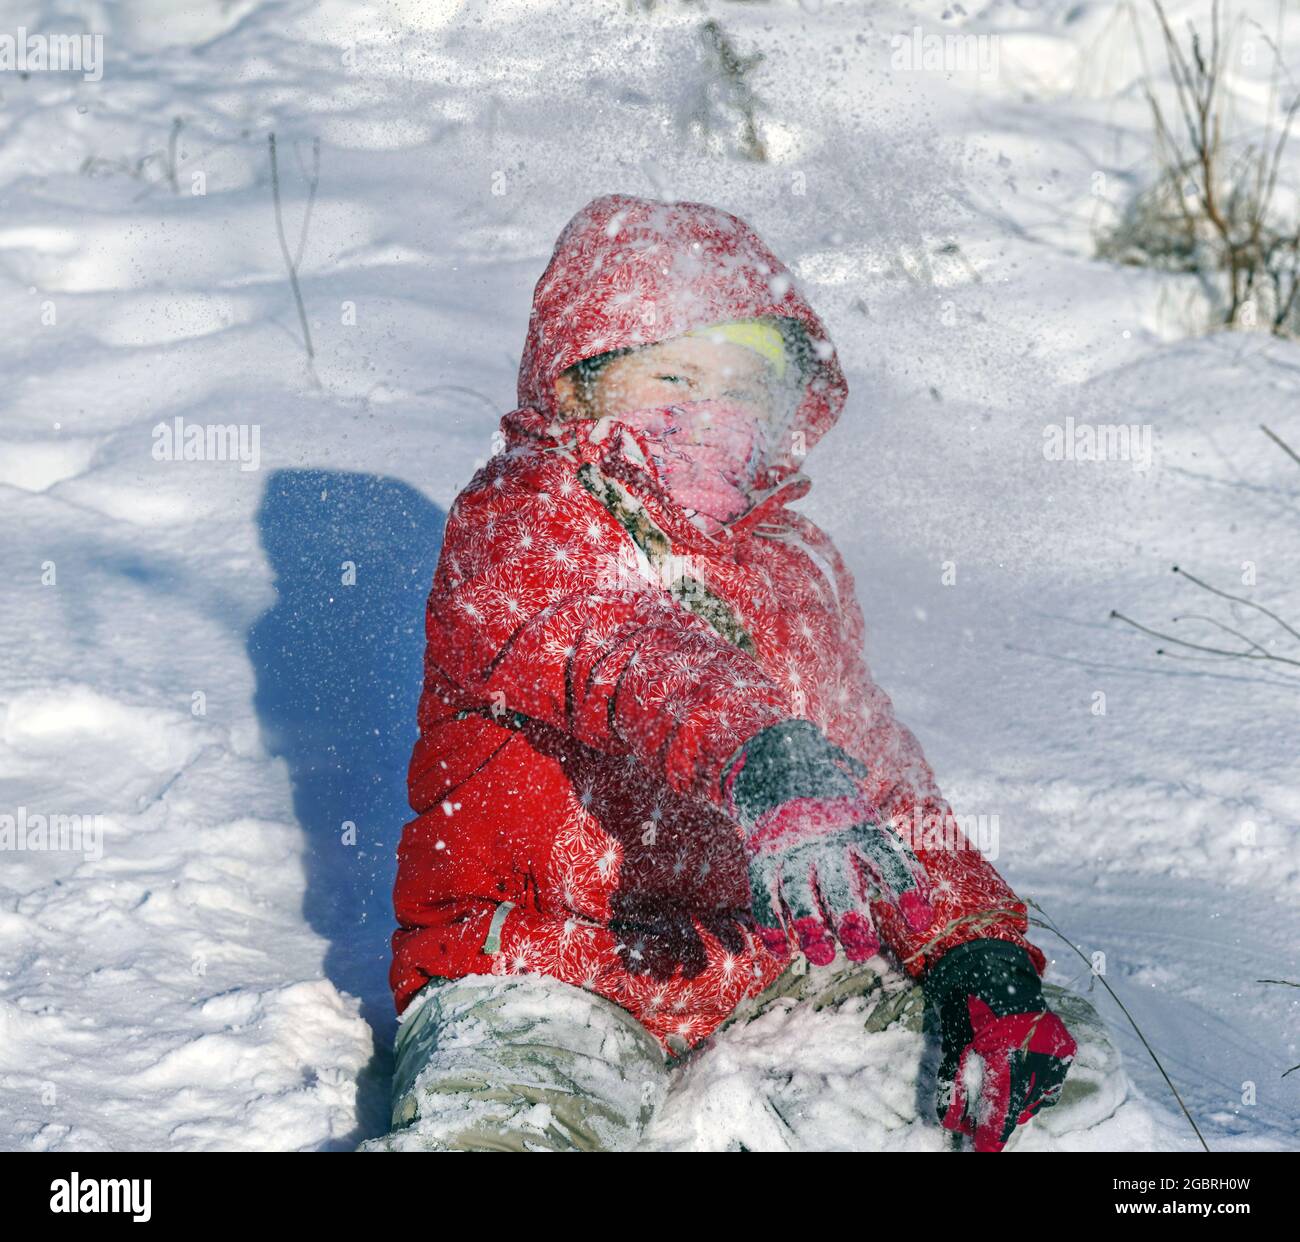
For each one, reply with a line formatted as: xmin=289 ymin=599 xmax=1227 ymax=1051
xmin=516 ymin=193 xmax=848 ymax=484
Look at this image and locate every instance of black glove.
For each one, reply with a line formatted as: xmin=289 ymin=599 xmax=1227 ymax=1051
xmin=923 ymin=937 xmax=1077 ymax=1151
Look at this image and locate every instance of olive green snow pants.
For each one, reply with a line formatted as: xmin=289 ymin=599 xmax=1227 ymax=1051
xmin=358 ymin=947 xmax=1119 ymax=1151
xmin=359 ymin=954 xmax=915 ymax=1152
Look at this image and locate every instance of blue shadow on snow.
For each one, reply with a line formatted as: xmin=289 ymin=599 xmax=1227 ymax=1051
xmin=247 ymin=468 xmax=444 ymax=1146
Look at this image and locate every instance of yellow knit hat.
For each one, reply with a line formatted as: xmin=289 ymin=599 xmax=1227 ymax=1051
xmin=685 ymin=319 xmax=787 ymax=379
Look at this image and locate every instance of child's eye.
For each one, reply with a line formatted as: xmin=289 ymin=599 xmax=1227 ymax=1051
xmin=655 ymin=374 xmax=687 ymax=384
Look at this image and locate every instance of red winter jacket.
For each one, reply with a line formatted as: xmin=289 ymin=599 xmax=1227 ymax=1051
xmin=390 ymin=193 xmax=1047 ymax=1056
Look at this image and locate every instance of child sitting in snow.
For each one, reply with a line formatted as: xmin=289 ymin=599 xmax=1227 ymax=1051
xmin=371 ymin=193 xmax=1077 ymax=1152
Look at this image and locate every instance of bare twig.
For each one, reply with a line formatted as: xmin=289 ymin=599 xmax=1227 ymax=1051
xmin=1171 ymin=565 xmax=1300 ymax=645
xmin=292 ymin=137 xmax=321 ymax=272
xmin=1105 ymin=1 xmax=1300 ymax=335
xmin=699 ymin=20 xmax=767 ymax=162
xmin=1110 ymin=609 xmax=1300 ymax=668
xmin=1261 ymin=423 xmax=1300 ymax=469
xmin=1027 ymin=899 xmax=1211 ymax=1151
xmin=268 ymin=132 xmax=316 ymax=363
xmin=1172 ymin=612 xmax=1271 ymax=655
xmin=166 ymin=117 xmax=182 ymax=194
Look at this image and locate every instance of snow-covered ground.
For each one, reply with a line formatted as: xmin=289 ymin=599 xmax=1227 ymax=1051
xmin=1 ymin=0 xmax=1296 ymax=1150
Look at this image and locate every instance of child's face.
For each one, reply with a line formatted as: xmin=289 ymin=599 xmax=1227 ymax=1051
xmin=556 ymin=335 xmax=776 ymax=424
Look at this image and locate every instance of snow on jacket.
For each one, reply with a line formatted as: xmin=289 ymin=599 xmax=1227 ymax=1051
xmin=390 ymin=193 xmax=1047 ymax=1056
